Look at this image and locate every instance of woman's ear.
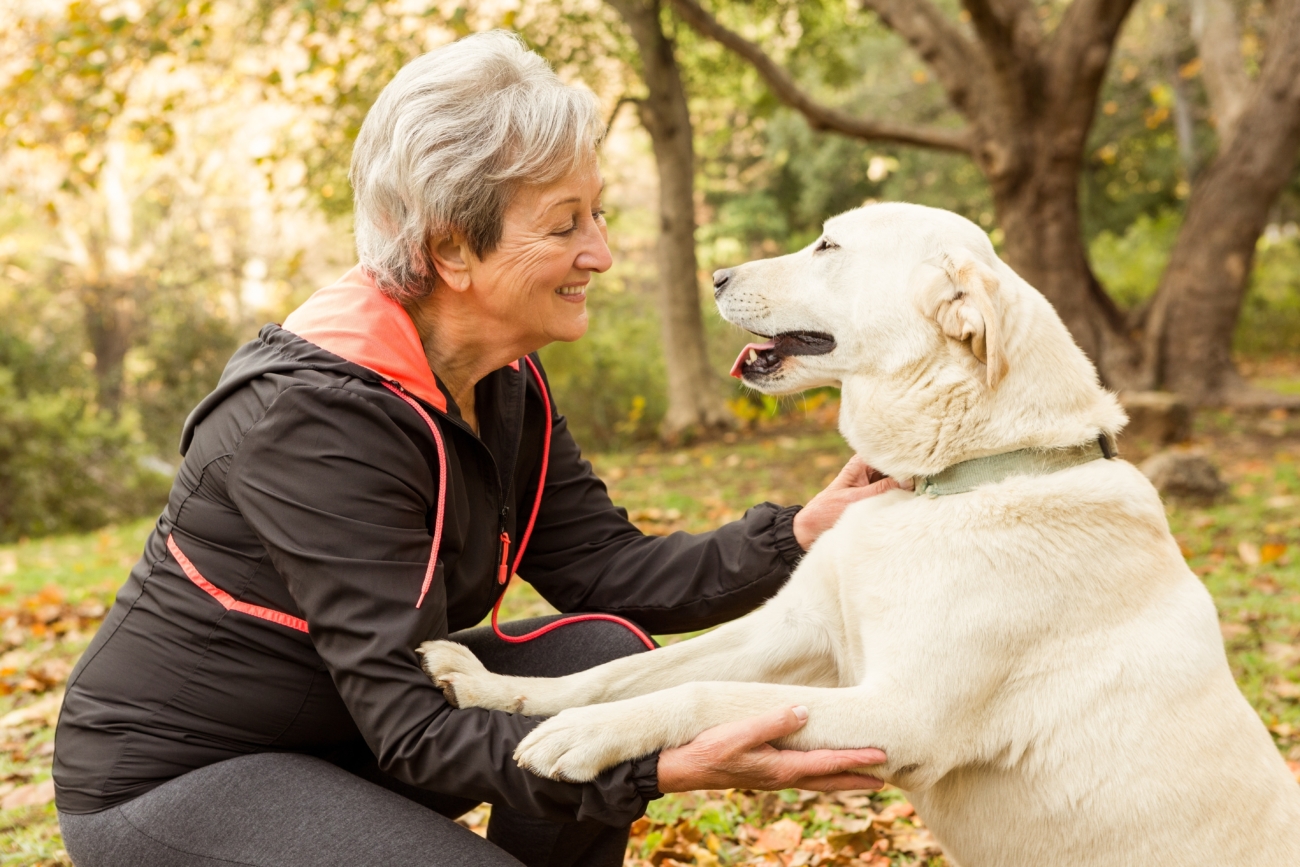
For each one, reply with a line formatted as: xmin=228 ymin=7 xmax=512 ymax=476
xmin=429 ymin=234 xmax=473 ymax=292
xmin=920 ymin=251 xmax=1009 ymax=389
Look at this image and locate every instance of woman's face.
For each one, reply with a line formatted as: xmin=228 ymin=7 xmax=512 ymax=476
xmin=460 ymin=165 xmax=612 ymax=349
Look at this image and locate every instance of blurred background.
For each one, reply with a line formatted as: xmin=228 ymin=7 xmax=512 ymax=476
xmin=2 ymin=3 xmax=1300 ymax=863
xmin=1 ymin=0 xmax=1297 ymax=543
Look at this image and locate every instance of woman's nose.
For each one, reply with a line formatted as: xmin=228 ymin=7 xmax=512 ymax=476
xmin=577 ymin=224 xmax=613 ymax=273
xmin=713 ymin=268 xmax=734 ymax=298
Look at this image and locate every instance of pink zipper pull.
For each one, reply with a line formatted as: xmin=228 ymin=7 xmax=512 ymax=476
xmin=497 ymin=532 xmax=511 ymax=585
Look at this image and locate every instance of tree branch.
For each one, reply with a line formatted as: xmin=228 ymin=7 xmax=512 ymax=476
xmin=959 ymin=0 xmax=1042 ymax=73
xmin=1189 ymin=0 xmax=1250 ymax=149
xmin=1045 ymin=0 xmax=1139 ymax=120
xmin=667 ymin=0 xmax=972 ymax=152
xmin=857 ymin=0 xmax=988 ymax=117
xmin=604 ymin=95 xmax=641 ymax=138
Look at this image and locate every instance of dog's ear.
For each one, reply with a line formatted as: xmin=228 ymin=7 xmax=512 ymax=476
xmin=920 ymin=252 xmax=1009 ymax=389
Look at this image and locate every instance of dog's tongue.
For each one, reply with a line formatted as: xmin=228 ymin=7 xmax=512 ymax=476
xmin=730 ymin=341 xmax=776 ymax=379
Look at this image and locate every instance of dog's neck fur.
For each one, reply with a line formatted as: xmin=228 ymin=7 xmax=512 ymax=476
xmin=839 ymin=267 xmax=1127 ymax=480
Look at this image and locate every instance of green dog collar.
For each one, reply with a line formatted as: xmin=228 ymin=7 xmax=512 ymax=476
xmin=917 ymin=434 xmax=1117 ymax=497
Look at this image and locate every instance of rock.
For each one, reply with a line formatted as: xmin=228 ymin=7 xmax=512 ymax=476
xmin=1140 ymin=451 xmax=1227 ymax=500
xmin=1119 ymin=391 xmax=1192 ymax=446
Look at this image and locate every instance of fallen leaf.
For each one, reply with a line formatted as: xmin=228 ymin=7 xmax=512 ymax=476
xmin=1251 ymin=575 xmax=1281 ymax=595
xmin=1 ymin=777 xmax=55 ymax=810
xmin=1239 ymin=541 xmax=1261 ymax=566
xmin=752 ymin=817 xmax=803 ymax=852
xmin=1264 ymin=642 xmax=1300 ymax=666
xmin=893 ymin=828 xmax=942 ymax=856
xmin=877 ymin=801 xmax=915 ymax=821
xmin=689 ymin=845 xmax=720 ymax=867
xmin=1270 ymin=679 xmax=1300 ymax=700
xmin=1220 ymin=622 xmax=1250 ymax=641
xmin=27 ymin=658 xmax=72 ymax=689
xmin=0 ymin=690 xmax=64 ymax=729
xmin=1261 ymin=543 xmax=1287 ymax=564
xmin=827 ymin=828 xmax=878 ymax=852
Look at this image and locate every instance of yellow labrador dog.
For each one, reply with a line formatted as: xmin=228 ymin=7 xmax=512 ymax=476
xmin=420 ymin=204 xmax=1300 ymax=866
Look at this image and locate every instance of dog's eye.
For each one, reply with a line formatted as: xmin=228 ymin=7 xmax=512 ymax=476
xmin=814 ymin=237 xmax=839 ymax=253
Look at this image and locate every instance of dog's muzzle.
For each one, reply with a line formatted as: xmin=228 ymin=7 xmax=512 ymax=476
xmin=731 ymin=331 xmax=837 ymax=379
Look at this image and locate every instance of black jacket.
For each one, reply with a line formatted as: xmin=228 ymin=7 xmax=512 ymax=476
xmin=53 ymin=268 xmax=804 ymax=826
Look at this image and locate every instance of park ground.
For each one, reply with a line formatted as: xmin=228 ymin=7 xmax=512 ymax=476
xmin=3 ymin=393 xmax=1300 ymax=865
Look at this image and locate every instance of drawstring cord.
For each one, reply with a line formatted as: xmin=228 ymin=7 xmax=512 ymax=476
xmin=392 ymin=357 xmax=655 ymax=651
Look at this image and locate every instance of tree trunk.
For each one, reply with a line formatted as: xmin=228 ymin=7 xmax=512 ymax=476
xmin=1151 ymin=0 xmax=1300 ymax=402
xmin=987 ymin=139 xmax=1135 ymax=383
xmin=80 ymin=278 xmax=135 ymax=415
xmin=606 ymin=0 xmax=733 ymax=440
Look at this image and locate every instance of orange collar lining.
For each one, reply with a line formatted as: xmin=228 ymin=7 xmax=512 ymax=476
xmin=283 ymin=266 xmax=447 ymax=412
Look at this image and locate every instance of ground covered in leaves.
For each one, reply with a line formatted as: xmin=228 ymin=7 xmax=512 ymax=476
xmin=3 ymin=402 xmax=1300 ymax=865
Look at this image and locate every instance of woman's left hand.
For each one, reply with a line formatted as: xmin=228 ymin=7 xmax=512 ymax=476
xmin=656 ymin=704 xmax=885 ymax=793
xmin=793 ymin=456 xmax=910 ymax=550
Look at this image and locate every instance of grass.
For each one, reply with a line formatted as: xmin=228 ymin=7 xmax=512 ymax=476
xmin=1 ymin=402 xmax=1298 ymax=865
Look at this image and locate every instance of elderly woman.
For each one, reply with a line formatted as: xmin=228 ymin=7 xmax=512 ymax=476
xmin=53 ymin=31 xmax=889 ymax=867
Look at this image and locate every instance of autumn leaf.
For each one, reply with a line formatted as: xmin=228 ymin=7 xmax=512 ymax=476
xmin=752 ymin=817 xmax=803 ymax=852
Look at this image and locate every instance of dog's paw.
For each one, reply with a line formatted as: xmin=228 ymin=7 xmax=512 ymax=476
xmin=416 ymin=640 xmax=524 ymax=712
xmin=514 ymin=706 xmax=651 ymax=782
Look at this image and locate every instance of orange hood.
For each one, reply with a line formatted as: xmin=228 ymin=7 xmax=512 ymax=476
xmin=283 ymin=266 xmax=447 ymax=412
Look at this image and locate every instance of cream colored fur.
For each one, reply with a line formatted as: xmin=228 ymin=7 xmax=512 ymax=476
xmin=419 ymin=203 xmax=1300 ymax=866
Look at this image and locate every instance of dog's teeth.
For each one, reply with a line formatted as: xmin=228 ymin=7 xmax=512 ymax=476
xmin=748 ymin=349 xmax=759 ymax=363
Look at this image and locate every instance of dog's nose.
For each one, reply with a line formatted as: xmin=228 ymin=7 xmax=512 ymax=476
xmin=712 ymin=268 xmax=734 ymax=298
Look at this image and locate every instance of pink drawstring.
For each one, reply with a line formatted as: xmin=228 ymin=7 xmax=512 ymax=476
xmin=382 ymin=382 xmax=446 ymax=610
xmin=488 ymin=359 xmax=655 ymax=649
xmin=389 ymin=359 xmax=655 ymax=649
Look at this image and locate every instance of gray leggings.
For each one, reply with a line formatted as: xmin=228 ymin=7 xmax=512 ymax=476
xmin=59 ymin=616 xmax=653 ymax=867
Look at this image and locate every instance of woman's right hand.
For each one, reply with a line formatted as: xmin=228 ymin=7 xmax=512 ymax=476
xmin=655 ymin=705 xmax=886 ymax=793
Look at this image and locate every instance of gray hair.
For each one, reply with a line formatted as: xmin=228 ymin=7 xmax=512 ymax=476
xmin=351 ymin=30 xmax=605 ymax=302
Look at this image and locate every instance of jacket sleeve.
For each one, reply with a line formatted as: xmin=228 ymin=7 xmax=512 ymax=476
xmin=517 ymin=388 xmax=805 ymax=634
xmin=227 ymin=384 xmax=659 ymax=826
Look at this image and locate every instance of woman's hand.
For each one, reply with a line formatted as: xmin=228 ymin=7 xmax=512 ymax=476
xmin=655 ymin=705 xmax=886 ymax=793
xmin=793 ymin=456 xmax=911 ymax=550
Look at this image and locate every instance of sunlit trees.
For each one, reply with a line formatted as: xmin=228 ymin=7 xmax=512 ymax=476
xmin=670 ymin=0 xmax=1300 ymax=402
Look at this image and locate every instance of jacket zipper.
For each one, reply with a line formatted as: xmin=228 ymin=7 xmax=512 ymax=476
xmin=389 ymin=379 xmax=519 ymax=597
xmin=498 ymin=528 xmax=511 ymax=586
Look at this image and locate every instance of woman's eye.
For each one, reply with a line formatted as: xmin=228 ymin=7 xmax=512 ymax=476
xmin=814 ymin=237 xmax=839 ymax=252
xmin=592 ymin=208 xmax=606 ymax=221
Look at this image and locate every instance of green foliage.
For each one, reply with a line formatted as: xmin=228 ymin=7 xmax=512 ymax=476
xmin=1238 ymin=231 xmax=1300 ymax=357
xmin=540 ymin=288 xmax=668 ymax=448
xmin=0 ymin=369 xmax=169 ymax=543
xmin=1088 ymin=209 xmax=1182 ymax=308
xmin=128 ymin=282 xmax=242 ymax=456
xmin=1087 ymin=211 xmax=1300 ymax=356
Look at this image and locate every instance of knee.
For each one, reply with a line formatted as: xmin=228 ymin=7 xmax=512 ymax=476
xmin=582 ymin=617 xmax=657 ymax=660
xmin=534 ymin=615 xmax=655 ymax=675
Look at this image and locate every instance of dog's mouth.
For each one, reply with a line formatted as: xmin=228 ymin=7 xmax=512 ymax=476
xmin=730 ymin=331 xmax=837 ymax=379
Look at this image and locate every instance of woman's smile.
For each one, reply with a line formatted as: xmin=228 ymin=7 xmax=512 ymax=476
xmin=556 ymin=282 xmax=588 ymax=301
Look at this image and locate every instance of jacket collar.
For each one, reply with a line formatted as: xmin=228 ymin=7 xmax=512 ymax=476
xmin=283 ymin=266 xmax=447 ymax=412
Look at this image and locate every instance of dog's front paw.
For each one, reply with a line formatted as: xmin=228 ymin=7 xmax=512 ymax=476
xmin=514 ymin=705 xmax=654 ymax=782
xmin=417 ymin=640 xmax=524 ymax=712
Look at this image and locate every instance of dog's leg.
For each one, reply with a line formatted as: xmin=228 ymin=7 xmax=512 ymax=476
xmin=419 ymin=568 xmax=842 ymax=716
xmin=511 ymin=679 xmax=927 ymax=787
